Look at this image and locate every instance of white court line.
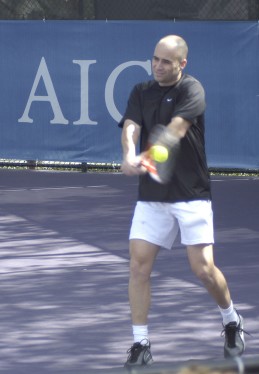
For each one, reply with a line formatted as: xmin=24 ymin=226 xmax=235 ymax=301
xmin=0 ymin=185 xmax=108 ymax=192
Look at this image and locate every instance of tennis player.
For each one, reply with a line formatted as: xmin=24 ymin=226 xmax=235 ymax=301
xmin=119 ymin=35 xmax=246 ymax=367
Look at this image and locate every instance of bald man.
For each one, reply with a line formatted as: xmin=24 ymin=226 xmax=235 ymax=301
xmin=119 ymin=35 xmax=246 ymax=368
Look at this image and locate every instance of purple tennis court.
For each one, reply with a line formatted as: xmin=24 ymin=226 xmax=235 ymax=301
xmin=0 ymin=169 xmax=258 ymax=373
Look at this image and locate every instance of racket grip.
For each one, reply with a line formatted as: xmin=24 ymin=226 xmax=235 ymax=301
xmin=140 ymin=159 xmax=156 ymax=173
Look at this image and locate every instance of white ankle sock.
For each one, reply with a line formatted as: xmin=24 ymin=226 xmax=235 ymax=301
xmin=218 ymin=301 xmax=239 ymax=325
xmin=132 ymin=325 xmax=149 ymax=344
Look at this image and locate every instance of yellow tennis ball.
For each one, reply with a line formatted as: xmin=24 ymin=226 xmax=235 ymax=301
xmin=149 ymin=145 xmax=168 ymax=163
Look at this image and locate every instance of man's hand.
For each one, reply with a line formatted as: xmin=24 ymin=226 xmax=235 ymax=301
xmin=121 ymin=155 xmax=147 ymax=176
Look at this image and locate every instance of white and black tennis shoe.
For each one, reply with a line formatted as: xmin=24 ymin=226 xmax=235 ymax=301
xmin=124 ymin=339 xmax=154 ymax=368
xmin=222 ymin=312 xmax=247 ymax=358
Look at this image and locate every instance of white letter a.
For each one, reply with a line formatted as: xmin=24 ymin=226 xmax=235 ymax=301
xmin=18 ymin=57 xmax=68 ymax=124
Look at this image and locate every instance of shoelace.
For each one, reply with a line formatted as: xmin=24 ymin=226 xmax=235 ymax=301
xmin=221 ymin=322 xmax=250 ymax=347
xmin=126 ymin=339 xmax=150 ymax=363
xmin=126 ymin=342 xmax=143 ymax=362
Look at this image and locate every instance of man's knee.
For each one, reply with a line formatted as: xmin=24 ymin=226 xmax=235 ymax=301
xmin=193 ymin=264 xmax=216 ymax=284
xmin=187 ymin=244 xmax=217 ymax=284
xmin=129 ymin=239 xmax=159 ymax=280
xmin=130 ymin=263 xmax=151 ymax=283
xmin=129 ymin=252 xmax=153 ymax=281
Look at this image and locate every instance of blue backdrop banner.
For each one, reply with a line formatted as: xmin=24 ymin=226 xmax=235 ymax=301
xmin=0 ymin=20 xmax=258 ymax=168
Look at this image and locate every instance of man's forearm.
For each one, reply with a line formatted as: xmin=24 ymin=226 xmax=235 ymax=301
xmin=121 ymin=121 xmax=140 ymax=160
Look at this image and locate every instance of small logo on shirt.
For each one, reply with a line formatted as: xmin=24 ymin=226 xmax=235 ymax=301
xmin=166 ymin=97 xmax=173 ymax=102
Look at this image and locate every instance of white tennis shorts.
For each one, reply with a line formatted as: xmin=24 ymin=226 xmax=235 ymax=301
xmin=129 ymin=200 xmax=214 ymax=249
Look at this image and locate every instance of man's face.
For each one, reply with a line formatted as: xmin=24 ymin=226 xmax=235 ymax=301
xmin=152 ymin=43 xmax=185 ymax=86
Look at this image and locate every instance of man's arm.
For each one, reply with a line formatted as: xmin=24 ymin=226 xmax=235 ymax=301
xmin=121 ymin=119 xmax=145 ymax=176
xmin=148 ymin=116 xmax=191 ymax=152
xmin=167 ymin=116 xmax=191 ymax=141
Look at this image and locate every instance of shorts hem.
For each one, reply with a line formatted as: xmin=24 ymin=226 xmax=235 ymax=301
xmin=181 ymin=239 xmax=214 ymax=246
xmin=129 ymin=234 xmax=171 ymax=249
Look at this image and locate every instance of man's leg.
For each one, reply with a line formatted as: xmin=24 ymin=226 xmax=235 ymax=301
xmin=129 ymin=239 xmax=160 ymax=325
xmin=125 ymin=239 xmax=159 ymax=367
xmin=187 ymin=244 xmax=245 ymax=357
xmin=186 ymin=244 xmax=231 ymax=308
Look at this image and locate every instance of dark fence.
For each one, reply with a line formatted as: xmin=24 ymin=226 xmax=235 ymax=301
xmin=0 ymin=0 xmax=94 ymax=20
xmin=0 ymin=0 xmax=258 ymax=20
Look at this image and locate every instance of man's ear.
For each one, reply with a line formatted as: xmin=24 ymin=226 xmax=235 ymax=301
xmin=180 ymin=59 xmax=187 ymax=70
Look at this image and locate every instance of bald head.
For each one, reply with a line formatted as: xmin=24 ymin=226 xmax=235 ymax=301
xmin=152 ymin=35 xmax=188 ymax=86
xmin=156 ymin=35 xmax=188 ymax=62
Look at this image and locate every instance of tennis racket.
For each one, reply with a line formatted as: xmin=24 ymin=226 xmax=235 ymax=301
xmin=140 ymin=125 xmax=179 ymax=184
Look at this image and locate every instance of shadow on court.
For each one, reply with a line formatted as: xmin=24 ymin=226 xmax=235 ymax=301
xmin=0 ymin=169 xmax=258 ymax=373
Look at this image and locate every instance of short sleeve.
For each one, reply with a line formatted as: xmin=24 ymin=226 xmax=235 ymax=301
xmin=118 ymin=84 xmax=143 ymax=128
xmin=173 ymin=79 xmax=206 ymax=123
